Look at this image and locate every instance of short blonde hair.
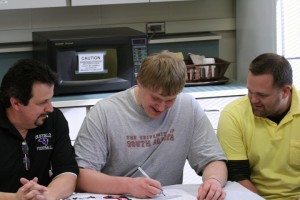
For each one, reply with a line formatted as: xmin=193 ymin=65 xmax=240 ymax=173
xmin=137 ymin=51 xmax=186 ymax=96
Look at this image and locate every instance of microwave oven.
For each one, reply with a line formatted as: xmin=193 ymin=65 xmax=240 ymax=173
xmin=32 ymin=27 xmax=148 ymax=96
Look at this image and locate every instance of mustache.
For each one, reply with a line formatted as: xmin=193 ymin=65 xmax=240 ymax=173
xmin=40 ymin=113 xmax=50 ymax=118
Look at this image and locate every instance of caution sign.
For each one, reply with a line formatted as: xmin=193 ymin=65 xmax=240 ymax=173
xmin=77 ymin=51 xmax=106 ymax=73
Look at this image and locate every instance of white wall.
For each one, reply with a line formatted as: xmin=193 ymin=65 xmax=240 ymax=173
xmin=0 ymin=0 xmax=237 ymax=79
xmin=236 ymin=0 xmax=277 ymax=84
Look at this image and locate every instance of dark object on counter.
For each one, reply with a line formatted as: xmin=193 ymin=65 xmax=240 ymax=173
xmin=32 ymin=27 xmax=148 ymax=96
xmin=185 ymin=57 xmax=230 ymax=86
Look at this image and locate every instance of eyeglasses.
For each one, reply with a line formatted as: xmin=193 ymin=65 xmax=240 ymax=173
xmin=22 ymin=141 xmax=30 ymax=171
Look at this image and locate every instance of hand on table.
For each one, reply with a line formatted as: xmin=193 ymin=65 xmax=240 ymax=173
xmin=16 ymin=177 xmax=48 ymax=200
xmin=197 ymin=178 xmax=226 ymax=200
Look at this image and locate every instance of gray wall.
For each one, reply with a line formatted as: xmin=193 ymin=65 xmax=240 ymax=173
xmin=0 ymin=0 xmax=237 ymax=79
xmin=236 ymin=0 xmax=277 ymax=83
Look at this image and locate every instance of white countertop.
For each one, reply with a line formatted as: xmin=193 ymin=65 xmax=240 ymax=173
xmin=52 ymin=80 xmax=247 ymax=108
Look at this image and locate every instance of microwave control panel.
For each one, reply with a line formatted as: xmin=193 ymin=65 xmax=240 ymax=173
xmin=131 ymin=38 xmax=148 ymax=78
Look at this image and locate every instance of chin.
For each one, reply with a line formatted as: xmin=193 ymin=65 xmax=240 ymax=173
xmin=149 ymin=112 xmax=163 ymax=119
xmin=34 ymin=118 xmax=46 ymax=127
xmin=253 ymin=111 xmax=266 ymax=117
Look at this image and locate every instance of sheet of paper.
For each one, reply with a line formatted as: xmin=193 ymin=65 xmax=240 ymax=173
xmin=65 ymin=183 xmax=265 ymax=200
xmin=224 ymin=182 xmax=266 ymax=200
xmin=147 ymin=189 xmax=196 ymax=200
xmin=65 ymin=189 xmax=196 ymax=200
xmin=65 ymin=193 xmax=103 ymax=199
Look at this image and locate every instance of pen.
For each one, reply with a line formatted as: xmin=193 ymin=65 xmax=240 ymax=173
xmin=138 ymin=167 xmax=166 ymax=196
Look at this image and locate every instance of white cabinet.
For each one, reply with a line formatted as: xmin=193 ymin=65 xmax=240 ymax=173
xmin=182 ymin=95 xmax=243 ymax=184
xmin=150 ymin=0 xmax=192 ymax=2
xmin=58 ymin=95 xmax=243 ymax=146
xmin=101 ymin=0 xmax=148 ymax=4
xmin=71 ymin=0 xmax=147 ymax=6
xmin=0 ymin=0 xmax=193 ymax=10
xmin=60 ymin=107 xmax=87 ymax=144
xmin=0 ymin=0 xmax=67 ymax=10
xmin=197 ymin=96 xmax=243 ymax=131
xmin=71 ymin=0 xmax=100 ymax=6
xmin=183 ymin=160 xmax=202 ymax=184
xmin=71 ymin=0 xmax=192 ymax=6
xmin=55 ymin=88 xmax=245 ymax=184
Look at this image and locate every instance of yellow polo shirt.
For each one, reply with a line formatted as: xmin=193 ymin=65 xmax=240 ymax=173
xmin=217 ymin=85 xmax=300 ymax=200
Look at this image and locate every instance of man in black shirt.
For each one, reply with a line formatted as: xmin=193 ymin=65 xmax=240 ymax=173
xmin=0 ymin=59 xmax=79 ymax=199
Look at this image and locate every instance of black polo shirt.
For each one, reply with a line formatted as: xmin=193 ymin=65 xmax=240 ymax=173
xmin=0 ymin=105 xmax=79 ymax=192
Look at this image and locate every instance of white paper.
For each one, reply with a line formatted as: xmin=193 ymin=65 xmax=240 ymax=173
xmin=65 ymin=183 xmax=265 ymax=200
xmin=77 ymin=51 xmax=106 ymax=73
xmin=65 ymin=189 xmax=196 ymax=200
xmin=148 ymin=189 xmax=196 ymax=200
xmin=224 ymin=182 xmax=265 ymax=200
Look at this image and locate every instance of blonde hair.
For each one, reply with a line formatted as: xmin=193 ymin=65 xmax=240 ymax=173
xmin=137 ymin=51 xmax=186 ymax=96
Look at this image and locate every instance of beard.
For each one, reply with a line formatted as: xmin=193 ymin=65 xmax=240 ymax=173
xmin=34 ymin=113 xmax=49 ymax=127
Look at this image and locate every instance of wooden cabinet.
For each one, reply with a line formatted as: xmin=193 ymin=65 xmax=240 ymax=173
xmin=0 ymin=0 xmax=67 ymax=10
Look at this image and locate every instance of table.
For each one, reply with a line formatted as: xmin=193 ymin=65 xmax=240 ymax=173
xmin=164 ymin=182 xmax=265 ymax=200
xmin=65 ymin=181 xmax=265 ymax=200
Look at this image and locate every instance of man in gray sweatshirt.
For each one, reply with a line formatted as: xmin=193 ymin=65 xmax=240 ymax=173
xmin=74 ymin=51 xmax=228 ymax=200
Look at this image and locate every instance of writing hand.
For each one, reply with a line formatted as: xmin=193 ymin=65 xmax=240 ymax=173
xmin=128 ymin=177 xmax=163 ymax=198
xmin=197 ymin=178 xmax=226 ymax=200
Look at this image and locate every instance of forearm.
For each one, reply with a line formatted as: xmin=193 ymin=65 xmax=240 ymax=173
xmin=77 ymin=168 xmax=163 ymax=198
xmin=76 ymin=168 xmax=133 ymax=195
xmin=0 ymin=193 xmax=17 ymax=200
xmin=202 ymin=160 xmax=228 ymax=187
xmin=46 ymin=173 xmax=77 ymax=200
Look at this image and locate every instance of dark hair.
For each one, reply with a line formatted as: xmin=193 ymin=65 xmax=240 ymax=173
xmin=249 ymin=53 xmax=293 ymax=88
xmin=0 ymin=59 xmax=57 ymax=107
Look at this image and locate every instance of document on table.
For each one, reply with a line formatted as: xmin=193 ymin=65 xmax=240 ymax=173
xmin=224 ymin=181 xmax=266 ymax=200
xmin=65 ymin=182 xmax=265 ymax=200
xmin=65 ymin=188 xmax=196 ymax=200
xmin=151 ymin=189 xmax=196 ymax=200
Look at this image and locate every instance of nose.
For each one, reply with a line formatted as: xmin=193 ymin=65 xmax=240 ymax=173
xmin=248 ymin=93 xmax=259 ymax=104
xmin=46 ymin=101 xmax=54 ymax=113
xmin=156 ymin=101 xmax=167 ymax=112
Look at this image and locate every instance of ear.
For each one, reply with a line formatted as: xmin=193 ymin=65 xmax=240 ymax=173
xmin=282 ymin=85 xmax=292 ymax=98
xmin=10 ymin=97 xmax=22 ymax=111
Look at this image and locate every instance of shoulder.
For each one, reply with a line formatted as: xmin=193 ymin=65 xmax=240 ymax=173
xmin=175 ymin=93 xmax=202 ymax=110
xmin=175 ymin=93 xmax=205 ymax=116
xmin=89 ymin=89 xmax=132 ymax=117
xmin=220 ymin=95 xmax=254 ymax=124
xmin=178 ymin=92 xmax=198 ymax=104
xmin=96 ymin=89 xmax=130 ymax=106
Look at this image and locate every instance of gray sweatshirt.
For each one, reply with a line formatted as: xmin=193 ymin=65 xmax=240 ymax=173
xmin=74 ymin=87 xmax=226 ymax=186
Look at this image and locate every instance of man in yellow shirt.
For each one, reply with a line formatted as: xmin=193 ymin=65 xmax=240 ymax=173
xmin=217 ymin=53 xmax=300 ymax=200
